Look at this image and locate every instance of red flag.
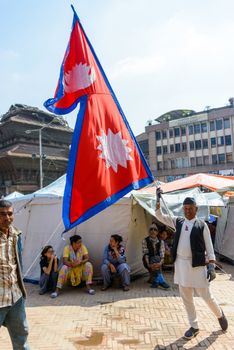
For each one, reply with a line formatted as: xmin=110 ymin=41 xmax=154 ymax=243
xmin=44 ymin=6 xmax=154 ymax=230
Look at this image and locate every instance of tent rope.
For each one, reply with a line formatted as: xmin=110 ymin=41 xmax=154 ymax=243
xmin=23 ymin=220 xmax=63 ymax=278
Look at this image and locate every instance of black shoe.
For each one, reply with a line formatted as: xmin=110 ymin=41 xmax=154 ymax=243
xmin=151 ymin=282 xmax=159 ymax=288
xmin=101 ymin=285 xmax=110 ymax=291
xmin=39 ymin=290 xmax=46 ymax=295
xmin=218 ymin=310 xmax=228 ymax=331
xmin=158 ymin=282 xmax=170 ymax=290
xmin=184 ymin=327 xmax=199 ymax=340
xmin=123 ymin=286 xmax=130 ymax=292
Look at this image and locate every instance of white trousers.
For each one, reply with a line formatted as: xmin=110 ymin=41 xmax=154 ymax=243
xmin=179 ymin=285 xmax=222 ymax=329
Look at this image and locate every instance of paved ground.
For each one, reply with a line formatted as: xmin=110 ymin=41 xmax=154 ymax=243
xmin=0 ymin=263 xmax=234 ymax=350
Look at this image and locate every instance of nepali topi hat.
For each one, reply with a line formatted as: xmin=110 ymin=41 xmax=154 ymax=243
xmin=183 ymin=197 xmax=197 ymax=206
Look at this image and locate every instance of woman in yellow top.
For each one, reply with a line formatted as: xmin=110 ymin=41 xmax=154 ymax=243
xmin=51 ymin=235 xmax=95 ymax=297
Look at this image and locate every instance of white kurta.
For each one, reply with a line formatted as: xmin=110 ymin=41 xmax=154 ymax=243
xmin=155 ymin=208 xmax=215 ymax=288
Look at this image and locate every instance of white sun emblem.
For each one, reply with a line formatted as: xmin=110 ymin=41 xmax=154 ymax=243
xmin=96 ymin=129 xmax=133 ymax=173
xmin=64 ymin=63 xmax=96 ymax=93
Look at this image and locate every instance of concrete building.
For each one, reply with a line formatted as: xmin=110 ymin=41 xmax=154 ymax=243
xmin=137 ymin=99 xmax=234 ymax=182
xmin=0 ymin=104 xmax=73 ymax=196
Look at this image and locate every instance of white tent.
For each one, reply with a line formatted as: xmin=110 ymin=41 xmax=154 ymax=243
xmin=11 ymin=175 xmax=226 ymax=282
xmin=11 ymin=176 xmax=152 ymax=282
xmin=215 ymin=197 xmax=234 ymax=263
xmin=5 ymin=191 xmax=24 ymax=200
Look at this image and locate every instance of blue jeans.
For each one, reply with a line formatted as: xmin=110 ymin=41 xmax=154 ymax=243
xmin=101 ymin=263 xmax=131 ymax=287
xmin=0 ymin=297 xmax=30 ymax=350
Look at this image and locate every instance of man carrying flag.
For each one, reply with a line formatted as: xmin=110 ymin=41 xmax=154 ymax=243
xmin=44 ymin=6 xmax=154 ymax=231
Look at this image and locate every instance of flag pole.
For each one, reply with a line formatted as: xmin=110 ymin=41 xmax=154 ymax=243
xmin=155 ymin=179 xmax=175 ymax=226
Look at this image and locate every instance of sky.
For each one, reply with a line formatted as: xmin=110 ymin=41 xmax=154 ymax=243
xmin=1 ymin=0 xmax=234 ymax=135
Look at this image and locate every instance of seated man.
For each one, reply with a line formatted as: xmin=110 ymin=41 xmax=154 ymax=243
xmin=101 ymin=234 xmax=130 ymax=292
xmin=142 ymin=224 xmax=170 ymax=289
xmin=51 ymin=235 xmax=95 ymax=297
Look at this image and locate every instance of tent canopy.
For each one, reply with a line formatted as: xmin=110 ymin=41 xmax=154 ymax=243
xmin=141 ymin=173 xmax=234 ymax=194
xmin=5 ymin=191 xmax=24 ymax=200
xmin=133 ymin=187 xmax=225 ymax=222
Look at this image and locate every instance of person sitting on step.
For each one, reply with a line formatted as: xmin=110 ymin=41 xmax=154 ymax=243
xmin=142 ymin=224 xmax=170 ymax=289
xmin=51 ymin=235 xmax=95 ymax=298
xmin=39 ymin=245 xmax=59 ymax=296
xmin=101 ymin=234 xmax=130 ymax=292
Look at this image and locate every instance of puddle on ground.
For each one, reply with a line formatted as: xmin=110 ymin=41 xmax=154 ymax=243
xmin=118 ymin=339 xmax=140 ymax=345
xmin=71 ymin=331 xmax=104 ymax=347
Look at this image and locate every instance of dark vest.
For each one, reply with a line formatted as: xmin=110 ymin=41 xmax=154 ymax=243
xmin=172 ymin=217 xmax=206 ymax=267
xmin=145 ymin=236 xmax=161 ymax=258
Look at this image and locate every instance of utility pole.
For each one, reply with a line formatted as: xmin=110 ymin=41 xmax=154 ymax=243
xmin=25 ymin=117 xmax=63 ymax=190
xmin=39 ymin=129 xmax=43 ymax=189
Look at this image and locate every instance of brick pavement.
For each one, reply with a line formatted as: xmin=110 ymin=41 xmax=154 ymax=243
xmin=0 ymin=263 xmax=234 ymax=350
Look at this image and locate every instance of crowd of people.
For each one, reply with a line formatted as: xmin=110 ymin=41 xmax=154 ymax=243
xmin=38 ymin=223 xmax=174 ymax=298
xmin=0 ymin=194 xmax=228 ymax=349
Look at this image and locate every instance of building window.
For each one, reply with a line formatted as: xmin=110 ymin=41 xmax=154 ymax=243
xmin=157 ymin=161 xmax=163 ymax=170
xmin=216 ymin=119 xmax=223 ymax=130
xmin=162 ymin=130 xmax=167 ymax=139
xmin=218 ymin=153 xmax=225 ymax=164
xmin=190 ymin=157 xmax=195 ymax=167
xmin=182 ymin=157 xmax=189 ymax=167
xmin=210 ymin=121 xmax=215 ymax=131
xmin=203 ymin=156 xmax=209 ymax=165
xmin=211 ymin=137 xmax=216 ymax=148
xmin=194 ymin=124 xmax=201 ymax=134
xmin=189 ymin=141 xmax=195 ymax=150
xmin=196 ymin=156 xmax=203 ymax=166
xmin=163 ymin=145 xmax=168 ymax=154
xmin=217 ymin=136 xmax=224 ymax=146
xmin=212 ymin=155 xmax=218 ymax=164
xmin=156 ymin=146 xmax=162 ymax=155
xmin=227 ymin=153 xmax=233 ymax=163
xmin=175 ymin=143 xmax=181 ymax=152
xmin=182 ymin=142 xmax=187 ymax=152
xmin=189 ymin=125 xmax=194 ymax=135
xmin=174 ymin=128 xmax=180 ymax=137
xmin=201 ymin=122 xmax=207 ymax=133
xmin=169 ymin=129 xmax=174 ymax=138
xmin=156 ymin=131 xmax=161 ymax=140
xmin=170 ymin=144 xmax=174 ymax=153
xmin=224 ymin=118 xmax=230 ymax=129
xmin=181 ymin=126 xmax=186 ymax=136
xmin=195 ymin=140 xmax=202 ymax=150
xmin=176 ymin=158 xmax=182 ymax=169
xmin=171 ymin=159 xmax=175 ymax=169
xmin=138 ymin=140 xmax=149 ymax=156
xmin=202 ymin=139 xmax=208 ymax=149
xmin=225 ymin=135 xmax=232 ymax=145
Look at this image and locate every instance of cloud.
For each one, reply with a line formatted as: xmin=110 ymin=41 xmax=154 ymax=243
xmin=109 ymin=55 xmax=164 ymax=79
xmin=0 ymin=49 xmax=20 ymax=61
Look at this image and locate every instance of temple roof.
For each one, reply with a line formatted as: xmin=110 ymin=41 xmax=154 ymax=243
xmin=0 ymin=104 xmax=72 ymax=131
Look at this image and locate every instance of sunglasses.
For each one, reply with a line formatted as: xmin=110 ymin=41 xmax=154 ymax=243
xmin=150 ymin=228 xmax=158 ymax=231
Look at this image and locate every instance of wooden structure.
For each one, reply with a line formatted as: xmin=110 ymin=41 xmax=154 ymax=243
xmin=0 ymin=104 xmax=73 ymax=195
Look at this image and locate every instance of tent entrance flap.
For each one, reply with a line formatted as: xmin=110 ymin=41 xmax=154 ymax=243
xmin=132 ymin=187 xmax=225 ymax=222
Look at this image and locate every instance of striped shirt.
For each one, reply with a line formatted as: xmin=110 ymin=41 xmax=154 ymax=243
xmin=0 ymin=226 xmax=22 ymax=307
xmin=142 ymin=237 xmax=165 ymax=262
